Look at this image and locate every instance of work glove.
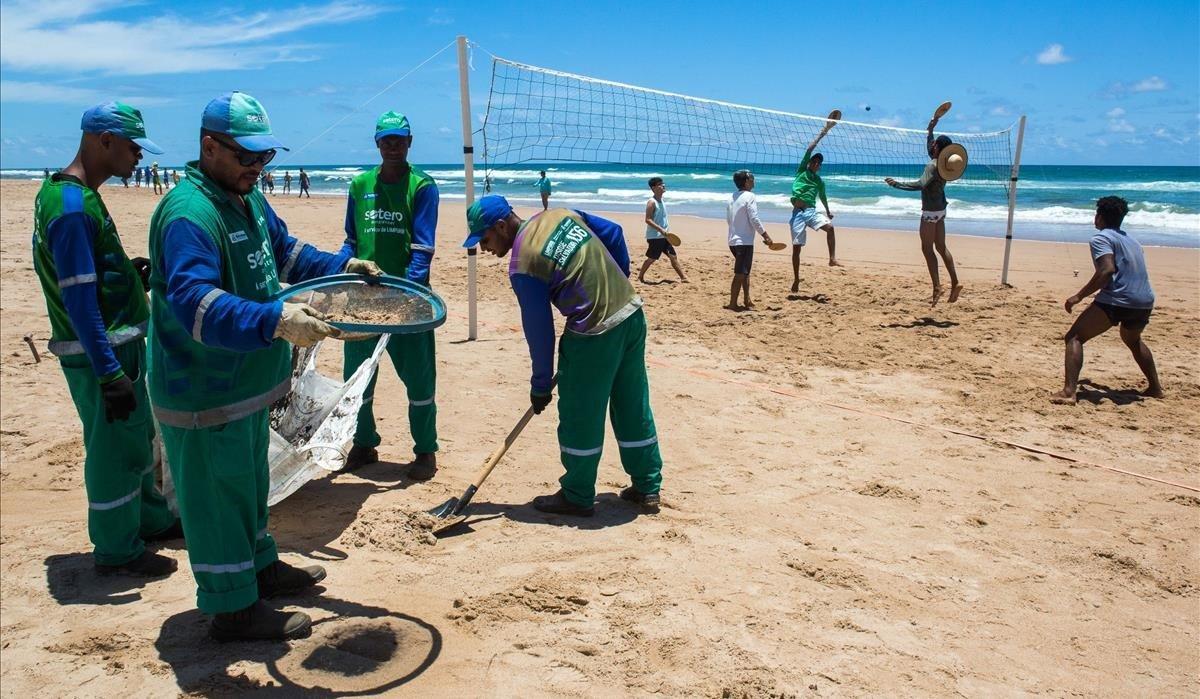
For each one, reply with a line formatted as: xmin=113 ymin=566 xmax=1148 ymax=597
xmin=101 ymin=375 xmax=137 ymax=423
xmin=345 ymin=258 xmax=384 ymax=277
xmin=530 ymin=389 xmax=553 ymax=415
xmin=274 ymin=303 xmax=342 ymax=347
xmin=130 ymin=256 xmax=152 ymax=291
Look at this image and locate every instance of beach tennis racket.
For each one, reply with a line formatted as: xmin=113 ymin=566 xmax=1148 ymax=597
xmin=824 ymin=109 xmax=842 ymax=130
xmin=766 ymin=241 xmax=787 ymax=251
xmin=933 ymin=101 xmax=952 ymax=120
xmin=272 ymin=274 xmax=447 ymax=340
xmin=665 ymin=232 xmax=682 ymax=246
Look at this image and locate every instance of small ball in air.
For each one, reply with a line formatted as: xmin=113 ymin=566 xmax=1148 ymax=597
xmin=865 ymin=105 xmax=872 ymax=111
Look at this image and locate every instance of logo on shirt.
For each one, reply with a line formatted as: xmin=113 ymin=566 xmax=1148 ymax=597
xmin=541 ymin=218 xmax=590 ymax=267
xmin=229 ymin=230 xmax=249 ymax=243
xmin=364 ymin=209 xmax=403 ymax=222
xmin=364 ymin=193 xmax=377 ymax=200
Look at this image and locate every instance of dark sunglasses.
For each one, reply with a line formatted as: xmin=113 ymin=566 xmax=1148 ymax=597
xmin=210 ymin=136 xmax=276 ymax=167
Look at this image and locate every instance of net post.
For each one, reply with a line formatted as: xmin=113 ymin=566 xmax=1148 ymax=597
xmin=458 ymin=35 xmax=478 ymax=340
xmin=1000 ymin=115 xmax=1026 ymax=286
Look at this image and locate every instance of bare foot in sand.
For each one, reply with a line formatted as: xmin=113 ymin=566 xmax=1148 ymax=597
xmin=1049 ymin=390 xmax=1077 ymax=405
xmin=680 ymin=276 xmax=690 ymax=283
xmin=949 ymin=284 xmax=964 ymax=303
xmin=929 ymin=285 xmax=944 ymax=307
xmin=744 ymin=301 xmax=757 ymax=310
xmin=1142 ymin=387 xmax=1165 ymax=399
xmin=723 ymin=303 xmax=742 ymax=312
xmin=790 ymin=280 xmax=800 ymax=293
xmin=829 ymin=259 xmax=844 ymax=267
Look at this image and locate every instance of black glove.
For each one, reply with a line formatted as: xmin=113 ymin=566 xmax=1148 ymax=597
xmin=530 ymin=390 xmax=553 ymax=415
xmin=130 ymin=257 xmax=151 ymax=291
xmin=101 ymin=375 xmax=137 ymax=423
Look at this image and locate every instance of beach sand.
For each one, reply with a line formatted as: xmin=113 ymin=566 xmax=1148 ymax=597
xmin=2 ymin=179 xmax=1197 ymax=696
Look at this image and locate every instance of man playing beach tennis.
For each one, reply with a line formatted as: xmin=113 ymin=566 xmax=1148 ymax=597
xmin=790 ymin=121 xmax=840 ymax=289
xmin=463 ymin=195 xmax=664 ymax=517
xmin=339 ymin=111 xmax=440 ymax=479
xmin=32 ymin=101 xmax=181 ymax=579
xmin=1051 ymin=196 xmax=1163 ymax=404
xmin=147 ymin=91 xmax=382 ymax=641
xmin=637 ymin=177 xmax=688 ymax=284
xmin=885 ymin=111 xmax=962 ymax=306
xmin=726 ymin=170 xmax=776 ymax=310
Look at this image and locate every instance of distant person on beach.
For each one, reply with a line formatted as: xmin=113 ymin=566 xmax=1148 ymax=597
xmin=790 ymin=120 xmax=840 ymax=291
xmin=725 ymin=170 xmax=775 ymax=311
xmin=122 ymin=175 xmax=129 ymax=187
xmin=282 ymin=170 xmax=291 ymax=194
xmin=265 ymin=171 xmax=274 ymax=194
xmin=535 ymin=170 xmax=551 ymax=210
xmin=172 ymin=169 xmax=180 ymax=186
xmin=884 ymin=113 xmax=961 ymax=307
xmin=463 ymin=194 xmax=663 ymax=517
xmin=151 ymin=162 xmax=162 ymax=194
xmin=162 ymin=167 xmax=171 ymax=191
xmin=638 ymin=177 xmax=688 ymax=284
xmin=339 ymin=111 xmax=440 ymax=479
xmin=1051 ymin=196 xmax=1162 ymax=404
xmin=31 ymin=101 xmax=179 ymax=580
xmin=298 ymin=167 xmax=310 ymax=198
xmin=259 ymin=171 xmax=268 ymax=191
xmin=135 ymin=166 xmax=142 ymax=187
xmin=43 ymin=168 xmax=50 ymax=179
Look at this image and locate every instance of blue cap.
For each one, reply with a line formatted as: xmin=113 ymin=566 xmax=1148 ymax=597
xmin=201 ymin=91 xmax=289 ymax=152
xmin=80 ymin=101 xmax=163 ymax=154
xmin=463 ymin=195 xmax=513 ymax=248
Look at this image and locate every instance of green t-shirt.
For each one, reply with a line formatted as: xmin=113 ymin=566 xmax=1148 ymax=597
xmin=790 ymin=152 xmax=828 ymax=209
xmin=345 ymin=165 xmax=434 ymax=276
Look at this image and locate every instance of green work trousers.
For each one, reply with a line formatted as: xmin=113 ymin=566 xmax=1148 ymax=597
xmin=556 ymin=309 xmax=663 ymax=507
xmin=343 ymin=331 xmax=438 ymax=454
xmin=160 ymin=409 xmax=277 ymax=614
xmin=60 ymin=339 xmax=176 ymax=566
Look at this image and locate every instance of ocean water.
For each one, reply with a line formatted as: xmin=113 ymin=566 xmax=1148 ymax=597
xmin=5 ymin=163 xmax=1197 ymax=247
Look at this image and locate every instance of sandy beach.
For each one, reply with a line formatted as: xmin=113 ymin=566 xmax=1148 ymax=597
xmin=2 ymin=179 xmax=1197 ymax=696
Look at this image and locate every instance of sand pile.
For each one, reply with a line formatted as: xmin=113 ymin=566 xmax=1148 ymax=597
xmin=447 ymin=571 xmax=590 ymax=626
xmin=340 ymin=508 xmax=439 ymax=552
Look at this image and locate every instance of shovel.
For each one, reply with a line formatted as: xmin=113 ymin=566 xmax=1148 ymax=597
xmin=428 ymin=389 xmax=550 ymax=533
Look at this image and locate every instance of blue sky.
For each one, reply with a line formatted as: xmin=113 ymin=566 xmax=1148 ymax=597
xmin=1 ymin=0 xmax=1197 ymax=168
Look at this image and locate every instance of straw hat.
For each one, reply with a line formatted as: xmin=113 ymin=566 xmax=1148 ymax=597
xmin=937 ymin=143 xmax=968 ymax=181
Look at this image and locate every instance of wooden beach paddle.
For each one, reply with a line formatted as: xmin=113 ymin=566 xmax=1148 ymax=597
xmin=766 ymin=241 xmax=787 ymax=251
xmin=824 ymin=109 xmax=842 ymax=130
xmin=933 ymin=101 xmax=952 ymax=120
xmin=665 ymin=232 xmax=682 ymax=246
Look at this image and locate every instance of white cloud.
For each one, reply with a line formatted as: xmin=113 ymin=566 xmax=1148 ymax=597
xmin=0 ymin=80 xmax=174 ymax=106
xmin=437 ymin=126 xmax=453 ymax=134
xmin=0 ymin=1 xmax=383 ymax=76
xmin=1108 ymin=119 xmax=1135 ymax=133
xmin=1106 ymin=107 xmax=1125 ymax=118
xmin=1036 ymin=43 xmax=1072 ymax=65
xmin=873 ymin=116 xmax=903 ymax=128
xmin=427 ymin=8 xmax=454 ymax=25
xmin=1131 ymin=76 xmax=1168 ymax=92
xmin=989 ymin=106 xmax=1010 ymax=116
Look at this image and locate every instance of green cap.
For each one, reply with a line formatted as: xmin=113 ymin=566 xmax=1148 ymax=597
xmin=80 ymin=101 xmax=164 ymax=154
xmin=202 ymin=91 xmax=288 ymax=152
xmin=375 ymin=111 xmax=411 ymax=141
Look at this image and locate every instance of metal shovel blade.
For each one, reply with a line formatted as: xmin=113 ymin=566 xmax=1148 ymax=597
xmin=428 ymin=496 xmax=461 ymax=520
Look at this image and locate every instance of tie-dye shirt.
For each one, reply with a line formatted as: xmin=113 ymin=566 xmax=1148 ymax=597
xmin=509 ymin=208 xmax=640 ymax=393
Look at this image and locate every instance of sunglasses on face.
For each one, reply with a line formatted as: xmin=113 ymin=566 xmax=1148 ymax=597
xmin=210 ymin=136 xmax=276 ymax=167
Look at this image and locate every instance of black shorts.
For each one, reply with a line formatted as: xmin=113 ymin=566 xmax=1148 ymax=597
xmin=729 ymin=245 xmax=754 ymax=275
xmin=1096 ymin=302 xmax=1152 ymax=329
xmin=646 ymin=238 xmax=677 ymax=260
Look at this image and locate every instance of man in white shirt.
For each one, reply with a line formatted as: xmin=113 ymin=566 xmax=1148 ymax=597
xmin=725 ymin=170 xmax=775 ymax=310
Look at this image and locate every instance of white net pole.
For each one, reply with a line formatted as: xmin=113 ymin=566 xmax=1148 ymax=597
xmin=458 ymin=36 xmax=478 ymax=341
xmin=1001 ymin=115 xmax=1027 ymax=286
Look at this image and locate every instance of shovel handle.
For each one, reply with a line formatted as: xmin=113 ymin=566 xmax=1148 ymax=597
xmin=470 ymin=404 xmax=536 ymax=489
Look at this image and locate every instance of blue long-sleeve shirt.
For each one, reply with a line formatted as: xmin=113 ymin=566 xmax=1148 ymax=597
xmin=340 ymin=183 xmax=437 ymax=285
xmin=510 ymin=210 xmax=631 ymax=394
xmin=162 ymin=201 xmax=348 ymax=352
xmin=47 ymin=213 xmax=122 ymax=380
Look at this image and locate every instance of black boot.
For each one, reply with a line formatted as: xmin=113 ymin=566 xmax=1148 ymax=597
xmin=406 ymin=452 xmax=438 ymax=481
xmin=143 ymin=519 xmax=184 ymax=544
xmin=95 ymin=550 xmax=177 ymax=578
xmin=257 ymin=559 xmax=327 ymax=598
xmin=342 ymin=445 xmax=378 ymax=472
xmin=619 ymin=486 xmax=661 ymax=513
xmin=532 ymin=490 xmax=594 ymax=517
xmin=209 ymin=600 xmax=311 ymax=642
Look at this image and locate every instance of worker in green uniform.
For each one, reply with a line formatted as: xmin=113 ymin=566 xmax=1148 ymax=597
xmin=340 ymin=111 xmax=439 ymax=479
xmin=147 ymin=92 xmax=382 ymax=641
xmin=463 ymin=195 xmax=664 ymax=517
xmin=32 ymin=101 xmax=180 ymax=578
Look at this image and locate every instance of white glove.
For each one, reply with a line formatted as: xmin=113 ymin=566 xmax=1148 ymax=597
xmin=274 ymin=303 xmax=342 ymax=347
xmin=345 ymin=258 xmax=383 ymax=276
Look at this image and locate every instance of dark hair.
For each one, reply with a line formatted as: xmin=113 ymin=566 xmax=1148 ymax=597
xmin=539 ymin=170 xmax=546 ymax=176
xmin=1096 ymin=195 xmax=1129 ymax=228
xmin=930 ymin=134 xmax=953 ymax=157
xmin=733 ymin=169 xmax=753 ymax=189
xmin=810 ymin=153 xmax=824 ymax=165
xmin=648 ymin=176 xmax=663 ymax=188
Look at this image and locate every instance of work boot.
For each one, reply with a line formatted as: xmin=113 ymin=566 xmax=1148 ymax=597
xmin=619 ymin=486 xmax=661 ymax=514
xmin=209 ymin=600 xmax=312 ymax=642
xmin=406 ymin=452 xmax=438 ymax=481
xmin=257 ymin=559 xmax=327 ymax=599
xmin=95 ymin=550 xmax=177 ymax=578
xmin=143 ymin=519 xmax=184 ymax=544
xmin=532 ymin=490 xmax=594 ymax=517
xmin=342 ymin=445 xmax=378 ymax=472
